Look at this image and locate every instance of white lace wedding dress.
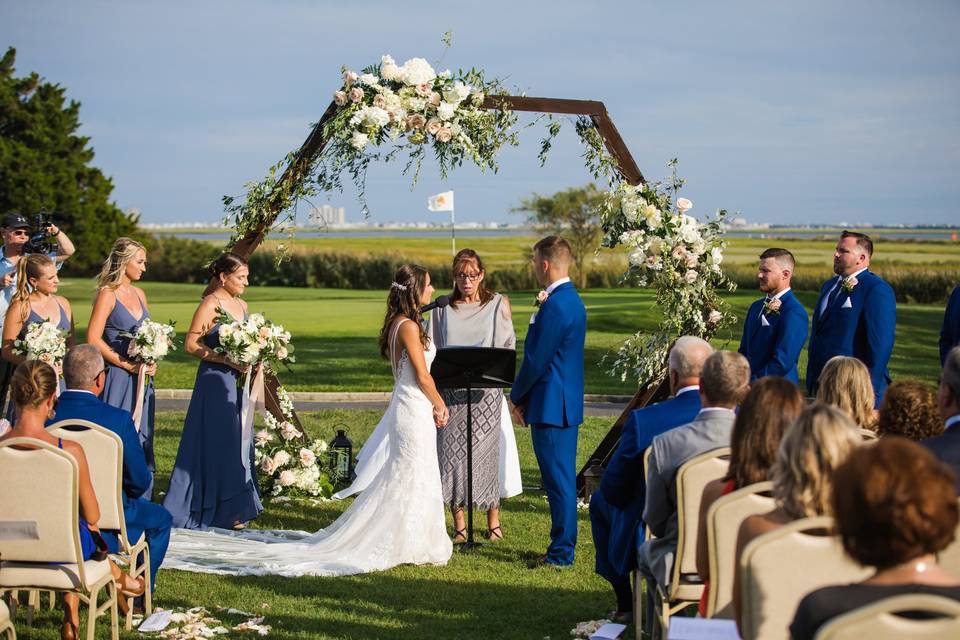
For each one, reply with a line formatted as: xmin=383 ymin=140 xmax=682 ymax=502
xmin=163 ymin=319 xmax=453 ymax=576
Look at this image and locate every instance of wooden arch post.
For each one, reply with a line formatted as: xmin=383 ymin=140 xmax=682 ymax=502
xmin=217 ymin=96 xmax=669 ymax=486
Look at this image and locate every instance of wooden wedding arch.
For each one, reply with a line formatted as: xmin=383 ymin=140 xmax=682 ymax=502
xmin=213 ymin=95 xmax=671 ymax=495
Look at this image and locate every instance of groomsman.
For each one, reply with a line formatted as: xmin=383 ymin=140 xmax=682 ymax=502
xmin=510 ymin=236 xmax=586 ymax=567
xmin=807 ymin=231 xmax=896 ymax=405
xmin=941 ymin=285 xmax=960 ymax=365
xmin=738 ymin=248 xmax=808 ymax=383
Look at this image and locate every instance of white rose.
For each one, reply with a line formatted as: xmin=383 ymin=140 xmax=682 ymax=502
xmin=260 ymin=456 xmax=276 ymax=475
xmin=685 ymin=253 xmax=699 ymax=268
xmin=684 ymin=269 xmax=698 ymax=284
xmin=343 ymin=70 xmax=358 ymax=85
xmin=442 ymin=81 xmax=471 ymax=104
xmin=314 ymin=439 xmax=329 ymax=454
xmin=358 ymin=73 xmax=379 ymax=86
xmin=400 ymin=57 xmax=436 ymax=85
xmin=254 ymin=429 xmax=273 ymax=446
xmin=435 ymin=127 xmax=452 ymax=143
xmin=278 ymin=470 xmax=296 ymax=487
xmin=272 ymin=450 xmax=291 ymax=467
xmin=671 ymin=245 xmax=687 ymax=261
xmin=277 ymin=347 xmax=288 ymax=360
xmin=628 ymin=249 xmax=646 ymax=267
xmin=680 ymin=225 xmax=700 ymax=245
xmin=437 ymin=101 xmax=456 ymax=121
xmin=350 ymin=131 xmax=369 ymax=150
xmin=708 ymin=310 xmax=723 ymax=324
xmin=645 ymin=255 xmax=662 ymax=270
xmin=362 ymin=106 xmax=390 ymax=128
xmin=333 ymin=90 xmax=347 ymax=106
xmin=299 ymin=448 xmax=316 ymax=467
xmin=676 ymin=197 xmax=693 ymax=213
xmin=381 ymin=60 xmax=402 ymax=82
xmin=710 ymin=246 xmax=724 ymax=265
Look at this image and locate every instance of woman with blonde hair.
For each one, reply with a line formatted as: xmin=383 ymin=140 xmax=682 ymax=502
xmin=87 ymin=237 xmax=158 ymax=495
xmin=1 ymin=254 xmax=75 ymax=414
xmin=0 ymin=361 xmax=144 ymax=639
xmin=732 ymin=403 xmax=861 ymax=630
xmin=817 ymin=356 xmax=876 ymax=430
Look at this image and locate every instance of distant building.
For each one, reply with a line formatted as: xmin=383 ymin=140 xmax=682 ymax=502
xmin=309 ymin=205 xmax=346 ymax=226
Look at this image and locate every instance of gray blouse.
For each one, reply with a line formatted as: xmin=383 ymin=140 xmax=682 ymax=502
xmin=428 ymin=293 xmax=516 ymax=350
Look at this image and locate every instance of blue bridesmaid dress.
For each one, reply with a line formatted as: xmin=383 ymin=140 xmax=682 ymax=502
xmin=162 ymin=321 xmax=262 ymax=529
xmin=101 ymin=294 xmax=156 ymax=499
xmin=6 ymin=304 xmax=70 ymax=422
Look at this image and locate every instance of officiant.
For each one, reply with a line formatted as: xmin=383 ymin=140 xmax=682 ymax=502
xmin=427 ymin=248 xmax=522 ymax=542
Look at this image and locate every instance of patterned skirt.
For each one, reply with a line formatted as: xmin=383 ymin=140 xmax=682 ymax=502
xmin=437 ymin=388 xmax=501 ymax=511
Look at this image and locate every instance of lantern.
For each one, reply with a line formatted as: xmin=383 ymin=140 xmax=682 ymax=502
xmin=330 ymin=429 xmax=354 ymax=484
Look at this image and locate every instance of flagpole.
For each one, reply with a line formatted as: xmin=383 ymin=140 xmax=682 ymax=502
xmin=451 ymin=206 xmax=456 ymax=257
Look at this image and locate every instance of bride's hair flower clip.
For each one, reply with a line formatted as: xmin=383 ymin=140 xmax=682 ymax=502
xmin=391 ymin=281 xmax=408 ymax=291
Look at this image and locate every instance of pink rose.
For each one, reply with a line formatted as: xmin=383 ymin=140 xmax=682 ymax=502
xmin=299 ymin=448 xmax=316 ymax=467
xmin=429 ymin=92 xmax=441 ymax=107
xmin=343 ymin=70 xmax=358 ymax=85
xmin=841 ymin=275 xmax=859 ymax=292
xmin=426 ymin=119 xmax=442 ymax=135
xmin=766 ymin=298 xmax=782 ymax=314
xmin=671 ymin=245 xmax=687 ymax=260
xmin=435 ymin=127 xmax=452 ymax=143
xmin=261 ymin=456 xmax=276 ymax=475
xmin=373 ymin=94 xmax=387 ymax=109
xmin=683 ymin=269 xmax=698 ymax=284
xmin=684 ymin=253 xmax=699 ymax=268
xmin=254 ymin=429 xmax=272 ymax=446
xmin=277 ymin=347 xmax=288 ymax=360
xmin=534 ymin=290 xmax=548 ymax=307
xmin=406 ymin=114 xmax=426 ymax=130
xmin=708 ymin=310 xmax=723 ymax=324
xmin=333 ymin=91 xmax=347 ymax=106
xmin=278 ymin=470 xmax=296 ymax=487
xmin=349 ymin=87 xmax=364 ymax=103
xmin=415 ymin=83 xmax=432 ymax=97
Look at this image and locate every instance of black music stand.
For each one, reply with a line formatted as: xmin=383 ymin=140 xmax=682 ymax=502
xmin=431 ymin=346 xmax=516 ymax=551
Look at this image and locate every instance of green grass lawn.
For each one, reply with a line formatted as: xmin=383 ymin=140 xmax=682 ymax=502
xmin=16 ymin=411 xmax=620 ymax=640
xmin=55 ymin=279 xmax=947 ymax=395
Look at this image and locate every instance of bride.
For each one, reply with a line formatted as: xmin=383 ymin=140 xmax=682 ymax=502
xmin=163 ymin=264 xmax=454 ymax=576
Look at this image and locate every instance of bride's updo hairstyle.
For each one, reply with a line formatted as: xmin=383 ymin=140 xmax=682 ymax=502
xmin=378 ymin=264 xmax=430 ymax=359
xmin=11 ymin=360 xmax=58 ymax=412
xmin=210 ymin=252 xmax=247 ymax=285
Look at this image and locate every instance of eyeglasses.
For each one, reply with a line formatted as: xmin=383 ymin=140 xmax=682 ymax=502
xmin=8 ymin=230 xmax=29 ymax=237
xmin=455 ymin=272 xmax=482 ymax=281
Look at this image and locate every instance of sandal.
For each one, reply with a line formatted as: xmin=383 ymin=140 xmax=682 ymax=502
xmin=452 ymin=528 xmax=467 ymax=543
xmin=118 ymin=574 xmax=146 ymax=598
xmin=484 ymin=525 xmax=504 ymax=541
xmin=61 ymin=620 xmax=79 ymax=640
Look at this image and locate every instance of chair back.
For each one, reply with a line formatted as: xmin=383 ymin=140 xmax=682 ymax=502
xmin=937 ymin=499 xmax=960 ymax=576
xmin=704 ymin=480 xmax=775 ymax=618
xmin=0 ymin=438 xmax=86 ymax=572
xmin=669 ymin=447 xmax=730 ymax=599
xmin=739 ymin=515 xmax=871 ymax=640
xmin=859 ymin=428 xmax=878 ymax=441
xmin=643 ymin=446 xmax=653 ymax=541
xmin=814 ymin=594 xmax=960 ymax=640
xmin=47 ymin=420 xmax=126 ymax=536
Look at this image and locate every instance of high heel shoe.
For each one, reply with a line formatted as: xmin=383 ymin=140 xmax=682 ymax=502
xmin=61 ymin=620 xmax=78 ymax=640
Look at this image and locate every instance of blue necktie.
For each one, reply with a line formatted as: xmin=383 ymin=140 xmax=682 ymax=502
xmin=824 ymin=279 xmax=843 ymax=312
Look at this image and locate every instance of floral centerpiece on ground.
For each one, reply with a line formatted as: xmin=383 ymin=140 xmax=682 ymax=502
xmin=598 ymin=162 xmax=736 ymax=386
xmin=13 ymin=319 xmax=68 ymax=376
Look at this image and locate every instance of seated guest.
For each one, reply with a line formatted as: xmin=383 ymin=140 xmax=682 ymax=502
xmin=790 ymin=437 xmax=960 ymax=640
xmin=941 ymin=285 xmax=960 ymax=365
xmin=733 ymin=403 xmax=860 ymax=630
xmin=637 ymin=350 xmax=751 ymax=630
xmin=51 ymin=344 xmax=171 ymax=599
xmin=877 ymin=380 xmax=943 ymax=441
xmin=737 ymin=248 xmax=808 ymax=383
xmin=923 ymin=345 xmax=960 ymax=492
xmin=695 ymin=376 xmax=804 ymax=615
xmin=816 ymin=356 xmax=877 ymax=431
xmin=0 ymin=360 xmax=144 ymax=639
xmin=591 ymin=336 xmax=713 ymax=621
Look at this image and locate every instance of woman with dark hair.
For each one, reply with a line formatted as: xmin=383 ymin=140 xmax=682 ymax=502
xmin=877 ymin=379 xmax=943 ymax=440
xmin=429 ymin=248 xmax=519 ymax=541
xmin=162 ymin=264 xmax=453 ymax=576
xmin=695 ymin=376 xmax=804 ymax=614
xmin=790 ymin=438 xmax=960 ymax=639
xmin=163 ymin=252 xmax=263 ymax=529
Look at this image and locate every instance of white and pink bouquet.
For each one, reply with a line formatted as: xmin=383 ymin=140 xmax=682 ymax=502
xmin=124 ymin=320 xmax=177 ymax=364
xmin=215 ymin=311 xmax=295 ymax=371
xmin=13 ymin=319 xmax=68 ymax=375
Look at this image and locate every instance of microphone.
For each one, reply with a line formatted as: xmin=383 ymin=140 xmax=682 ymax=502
xmin=421 ymin=295 xmax=451 ymax=313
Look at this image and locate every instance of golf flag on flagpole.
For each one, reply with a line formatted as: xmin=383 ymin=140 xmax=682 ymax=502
xmin=427 ymin=191 xmax=455 ymax=212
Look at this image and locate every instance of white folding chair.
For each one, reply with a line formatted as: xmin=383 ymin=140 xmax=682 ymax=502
xmin=0 ymin=599 xmax=14 ymax=639
xmin=937 ymin=499 xmax=960 ymax=577
xmin=0 ymin=438 xmax=118 ymax=640
xmin=48 ymin=419 xmax=152 ymax=629
xmin=814 ymin=593 xmax=960 ymax=639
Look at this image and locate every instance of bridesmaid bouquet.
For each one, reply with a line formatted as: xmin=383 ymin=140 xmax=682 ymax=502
xmin=124 ymin=319 xmax=177 ymax=364
xmin=13 ymin=319 xmax=68 ymax=375
xmin=216 ymin=311 xmax=295 ymax=371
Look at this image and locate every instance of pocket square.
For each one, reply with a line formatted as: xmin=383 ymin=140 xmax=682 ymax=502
xmin=841 ymin=297 xmax=853 ymax=308
xmin=760 ymin=314 xmax=771 ymax=327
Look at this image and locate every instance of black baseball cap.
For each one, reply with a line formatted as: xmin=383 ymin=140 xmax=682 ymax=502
xmin=2 ymin=213 xmax=30 ymax=229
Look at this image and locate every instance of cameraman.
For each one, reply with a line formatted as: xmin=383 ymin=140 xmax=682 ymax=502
xmin=0 ymin=212 xmax=75 ymax=335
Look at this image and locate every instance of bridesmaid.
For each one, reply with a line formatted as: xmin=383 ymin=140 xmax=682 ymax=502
xmin=162 ymin=252 xmax=263 ymax=530
xmin=1 ymin=254 xmax=75 ymax=410
xmin=88 ymin=237 xmax=157 ymax=499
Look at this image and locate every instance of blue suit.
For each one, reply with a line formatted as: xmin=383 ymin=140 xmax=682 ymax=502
xmin=50 ymin=390 xmax=171 ymax=591
xmin=922 ymin=422 xmax=960 ymax=494
xmin=590 ymin=388 xmax=701 ymax=587
xmin=806 ymin=270 xmax=896 ymax=405
xmin=511 ymin=280 xmax=586 ymax=565
xmin=738 ymin=290 xmax=808 ymax=383
xmin=941 ymin=286 xmax=960 ymax=365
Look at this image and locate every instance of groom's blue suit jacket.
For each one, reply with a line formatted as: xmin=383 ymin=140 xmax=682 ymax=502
xmin=941 ymin=285 xmax=960 ymax=364
xmin=510 ymin=281 xmax=586 ymax=427
xmin=738 ymin=290 xmax=808 ymax=383
xmin=806 ymin=269 xmax=896 ymax=404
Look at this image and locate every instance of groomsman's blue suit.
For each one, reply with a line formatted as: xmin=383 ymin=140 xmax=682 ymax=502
xmin=590 ymin=387 xmax=701 ymax=587
xmin=941 ymin=286 xmax=960 ymax=365
xmin=738 ymin=290 xmax=808 ymax=383
xmin=510 ymin=279 xmax=586 ymax=565
xmin=806 ymin=270 xmax=896 ymax=405
xmin=50 ymin=390 xmax=171 ymax=591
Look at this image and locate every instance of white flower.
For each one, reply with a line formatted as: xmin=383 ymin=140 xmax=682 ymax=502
xmin=260 ymin=456 xmax=276 ymax=475
xmin=437 ymin=101 xmax=456 ymax=121
xmin=676 ymin=197 xmax=693 ymax=213
xmin=313 ymin=439 xmax=329 ymax=454
xmin=279 ymin=421 xmax=302 ymax=441
xmin=683 ymin=269 xmax=698 ymax=284
xmin=708 ymin=310 xmax=723 ymax=324
xmin=343 ymin=70 xmax=358 ymax=85
xmin=350 ymin=131 xmax=369 ymax=150
xmin=254 ymin=429 xmax=273 ymax=446
xmin=443 ymin=81 xmax=471 ymax=104
xmin=645 ymin=255 xmax=663 ymax=270
xmin=272 ymin=450 xmax=291 ymax=468
xmin=399 ymin=57 xmax=436 ymax=85
xmin=358 ymin=73 xmax=379 ymax=86
xmin=684 ymin=253 xmax=699 ymax=268
xmin=278 ymin=470 xmax=296 ymax=487
xmin=299 ymin=448 xmax=316 ymax=468
xmin=628 ymin=249 xmax=646 ymax=267
xmin=709 ymin=246 xmax=724 ymax=266
xmin=380 ymin=56 xmax=402 ymax=82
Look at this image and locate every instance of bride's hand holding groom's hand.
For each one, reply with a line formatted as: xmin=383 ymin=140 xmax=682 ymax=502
xmin=433 ymin=403 xmax=449 ymax=428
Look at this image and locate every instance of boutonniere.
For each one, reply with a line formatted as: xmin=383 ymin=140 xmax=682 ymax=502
xmin=763 ymin=298 xmax=782 ymax=316
xmin=534 ymin=290 xmax=548 ymax=308
xmin=841 ymin=275 xmax=859 ymax=293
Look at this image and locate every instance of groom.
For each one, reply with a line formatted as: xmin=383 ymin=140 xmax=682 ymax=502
xmin=510 ymin=236 xmax=586 ymax=567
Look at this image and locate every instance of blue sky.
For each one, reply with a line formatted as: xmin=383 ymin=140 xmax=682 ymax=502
xmin=2 ymin=0 xmax=958 ymax=226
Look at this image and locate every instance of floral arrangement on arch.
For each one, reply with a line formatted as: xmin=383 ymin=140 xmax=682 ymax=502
xmin=599 ymin=161 xmax=736 ymax=386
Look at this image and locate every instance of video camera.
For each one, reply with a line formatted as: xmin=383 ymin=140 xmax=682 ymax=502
xmin=22 ymin=210 xmax=59 ymax=255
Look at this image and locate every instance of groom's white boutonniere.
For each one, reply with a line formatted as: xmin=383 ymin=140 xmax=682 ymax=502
xmin=840 ymin=275 xmax=859 ymax=293
xmin=763 ymin=298 xmax=782 ymax=316
xmin=534 ymin=290 xmax=548 ymax=308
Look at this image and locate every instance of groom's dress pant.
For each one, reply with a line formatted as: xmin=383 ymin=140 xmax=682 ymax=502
xmin=531 ymin=423 xmax=579 ymax=565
